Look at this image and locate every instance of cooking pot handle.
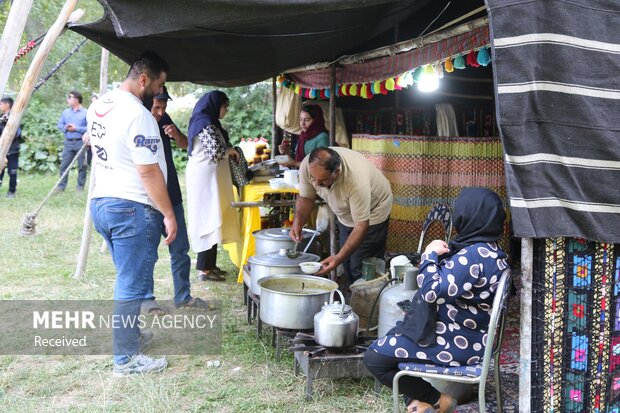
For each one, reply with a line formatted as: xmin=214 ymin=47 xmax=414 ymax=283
xmin=329 ymin=289 xmax=346 ymax=317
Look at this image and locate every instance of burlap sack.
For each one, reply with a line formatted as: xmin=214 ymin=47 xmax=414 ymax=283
xmin=350 ymin=274 xmax=389 ymax=331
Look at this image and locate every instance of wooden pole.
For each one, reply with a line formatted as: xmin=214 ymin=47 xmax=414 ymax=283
xmin=328 ymin=64 xmax=338 ymax=280
xmin=0 ymin=2 xmax=82 ymax=168
xmin=0 ymin=0 xmax=34 ymax=99
xmin=271 ymin=77 xmax=277 ymax=158
xmin=74 ymin=47 xmax=108 ymax=279
xmin=519 ymin=237 xmax=533 ymax=412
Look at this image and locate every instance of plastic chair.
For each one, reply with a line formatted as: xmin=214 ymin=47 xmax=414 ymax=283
xmin=416 ymin=203 xmax=453 ymax=254
xmin=392 ymin=268 xmax=512 ymax=413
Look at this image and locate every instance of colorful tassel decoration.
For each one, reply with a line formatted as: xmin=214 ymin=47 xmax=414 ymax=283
xmin=466 ymin=50 xmax=480 ymax=67
xmin=294 ymin=85 xmax=301 ymax=95
xmin=324 ymin=88 xmax=330 ymax=98
xmin=453 ymin=54 xmax=465 ymax=69
xmin=340 ymin=84 xmax=348 ymax=96
xmin=309 ymin=89 xmax=317 ymax=99
xmin=444 ymin=57 xmax=454 ymax=73
xmin=350 ymin=84 xmax=358 ymax=96
xmin=477 ymin=47 xmax=491 ymax=66
xmin=404 ymin=72 xmax=414 ymax=86
xmin=380 ymin=81 xmax=388 ymax=95
xmin=370 ymin=80 xmax=379 ymax=94
xmin=396 ymin=74 xmax=408 ymax=88
xmin=360 ymin=84 xmax=368 ymax=99
xmin=412 ymin=66 xmax=423 ymax=83
xmin=385 ymin=77 xmax=395 ymax=91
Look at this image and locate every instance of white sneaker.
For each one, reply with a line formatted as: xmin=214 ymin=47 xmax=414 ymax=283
xmin=112 ymin=353 xmax=167 ymax=377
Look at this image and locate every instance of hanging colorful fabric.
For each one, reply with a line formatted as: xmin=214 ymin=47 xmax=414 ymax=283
xmin=340 ymin=84 xmax=348 ymax=96
xmin=366 ymin=83 xmax=374 ymax=99
xmin=453 ymin=54 xmax=466 ymax=69
xmin=309 ymin=89 xmax=317 ymax=99
xmin=294 ymin=84 xmax=301 ymax=95
xmin=277 ymin=75 xmax=285 ymax=83
xmin=385 ymin=77 xmax=395 ymax=91
xmin=324 ymin=88 xmax=330 ymax=98
xmin=477 ymin=47 xmax=491 ymax=66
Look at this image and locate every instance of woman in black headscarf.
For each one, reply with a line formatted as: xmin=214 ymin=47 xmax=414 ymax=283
xmin=186 ymin=91 xmax=240 ymax=281
xmin=364 ymin=188 xmax=508 ymax=413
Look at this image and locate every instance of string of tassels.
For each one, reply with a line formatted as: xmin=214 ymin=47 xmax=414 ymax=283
xmin=278 ymin=46 xmax=492 ymax=100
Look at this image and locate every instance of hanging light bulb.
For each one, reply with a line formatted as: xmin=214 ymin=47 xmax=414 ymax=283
xmin=417 ymin=65 xmax=439 ymax=92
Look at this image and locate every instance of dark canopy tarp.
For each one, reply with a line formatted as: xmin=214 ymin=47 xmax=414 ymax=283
xmin=71 ymin=0 xmax=482 ymax=86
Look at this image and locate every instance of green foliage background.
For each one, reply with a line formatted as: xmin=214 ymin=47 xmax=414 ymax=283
xmin=1 ymin=0 xmax=273 ymax=173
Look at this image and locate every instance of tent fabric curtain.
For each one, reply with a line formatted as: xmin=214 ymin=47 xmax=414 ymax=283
xmin=435 ymin=103 xmax=459 ymax=136
xmin=487 ymin=0 xmax=620 ymax=243
xmin=352 ymin=133 xmax=507 ymax=253
xmin=286 ymin=26 xmax=489 ymax=88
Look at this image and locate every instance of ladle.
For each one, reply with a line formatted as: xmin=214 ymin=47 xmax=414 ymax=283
xmin=302 ymin=230 xmax=320 ymax=254
xmin=286 ymin=240 xmax=300 ymax=259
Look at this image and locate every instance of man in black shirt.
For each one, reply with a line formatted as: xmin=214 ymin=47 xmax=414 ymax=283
xmin=144 ymin=86 xmax=207 ymax=311
xmin=0 ymin=97 xmax=21 ymax=198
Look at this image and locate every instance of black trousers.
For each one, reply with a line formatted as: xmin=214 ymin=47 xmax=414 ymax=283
xmin=196 ymin=244 xmax=217 ymax=271
xmin=338 ymin=218 xmax=389 ymax=284
xmin=364 ymin=349 xmax=441 ymax=406
xmin=0 ymin=153 xmax=18 ymax=193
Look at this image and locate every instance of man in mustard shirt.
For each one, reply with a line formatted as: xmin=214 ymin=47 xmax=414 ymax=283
xmin=291 ymin=147 xmax=393 ymax=284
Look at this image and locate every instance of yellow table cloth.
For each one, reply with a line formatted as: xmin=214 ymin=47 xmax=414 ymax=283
xmin=223 ymin=182 xmax=298 ymax=283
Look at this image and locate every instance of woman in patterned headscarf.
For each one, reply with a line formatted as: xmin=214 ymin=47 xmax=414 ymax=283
xmin=186 ymin=91 xmax=240 ymax=281
xmin=364 ymin=187 xmax=508 ymax=413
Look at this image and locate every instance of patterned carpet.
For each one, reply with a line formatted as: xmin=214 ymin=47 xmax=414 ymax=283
xmin=455 ymin=293 xmax=520 ymax=412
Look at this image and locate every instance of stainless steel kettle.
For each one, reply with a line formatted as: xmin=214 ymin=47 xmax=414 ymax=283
xmin=313 ymin=289 xmax=359 ymax=348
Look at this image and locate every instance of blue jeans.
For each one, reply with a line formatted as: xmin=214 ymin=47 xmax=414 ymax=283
xmin=90 ymin=197 xmax=163 ymax=364
xmin=144 ymin=202 xmax=192 ymax=306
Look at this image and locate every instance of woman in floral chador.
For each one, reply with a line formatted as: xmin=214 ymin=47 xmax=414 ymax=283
xmin=365 ymin=187 xmax=508 ymax=413
xmin=186 ymin=91 xmax=240 ymax=281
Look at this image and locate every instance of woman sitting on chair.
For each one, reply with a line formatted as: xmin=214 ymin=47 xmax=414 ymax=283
xmin=364 ymin=187 xmax=508 ymax=413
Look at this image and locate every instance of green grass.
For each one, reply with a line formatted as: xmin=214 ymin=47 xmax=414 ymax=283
xmin=0 ymin=173 xmax=391 ymax=412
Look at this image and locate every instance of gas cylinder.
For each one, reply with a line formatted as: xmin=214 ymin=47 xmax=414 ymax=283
xmin=378 ymin=267 xmax=418 ymax=337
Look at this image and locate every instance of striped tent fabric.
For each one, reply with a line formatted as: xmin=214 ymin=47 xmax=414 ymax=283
xmin=486 ymin=0 xmax=620 ymax=243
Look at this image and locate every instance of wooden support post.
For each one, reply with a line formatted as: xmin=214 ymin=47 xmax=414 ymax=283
xmin=519 ymin=237 xmax=533 ymax=412
xmin=0 ymin=1 xmax=82 ymax=167
xmin=328 ymin=64 xmax=338 ymax=279
xmin=271 ymin=77 xmax=277 ymax=158
xmin=74 ymin=47 xmax=108 ymax=279
xmin=0 ymin=0 xmax=34 ymax=99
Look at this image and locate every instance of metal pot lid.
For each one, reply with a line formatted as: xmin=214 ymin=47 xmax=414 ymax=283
xmin=249 ymin=159 xmax=278 ymax=172
xmin=252 ymin=227 xmax=313 ymax=240
xmin=248 ymin=249 xmax=319 ymax=266
xmin=321 ymin=302 xmax=353 ymax=316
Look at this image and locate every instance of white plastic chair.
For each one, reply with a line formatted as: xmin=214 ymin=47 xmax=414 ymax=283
xmin=392 ymin=268 xmax=512 ymax=413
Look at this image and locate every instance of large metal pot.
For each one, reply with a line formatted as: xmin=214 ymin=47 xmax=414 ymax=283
xmin=248 ymin=249 xmax=319 ymax=296
xmin=258 ymin=274 xmax=338 ymax=329
xmin=314 ymin=290 xmax=359 ymax=348
xmin=249 ymin=159 xmax=280 ymax=176
xmin=252 ymin=228 xmax=313 ymax=256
